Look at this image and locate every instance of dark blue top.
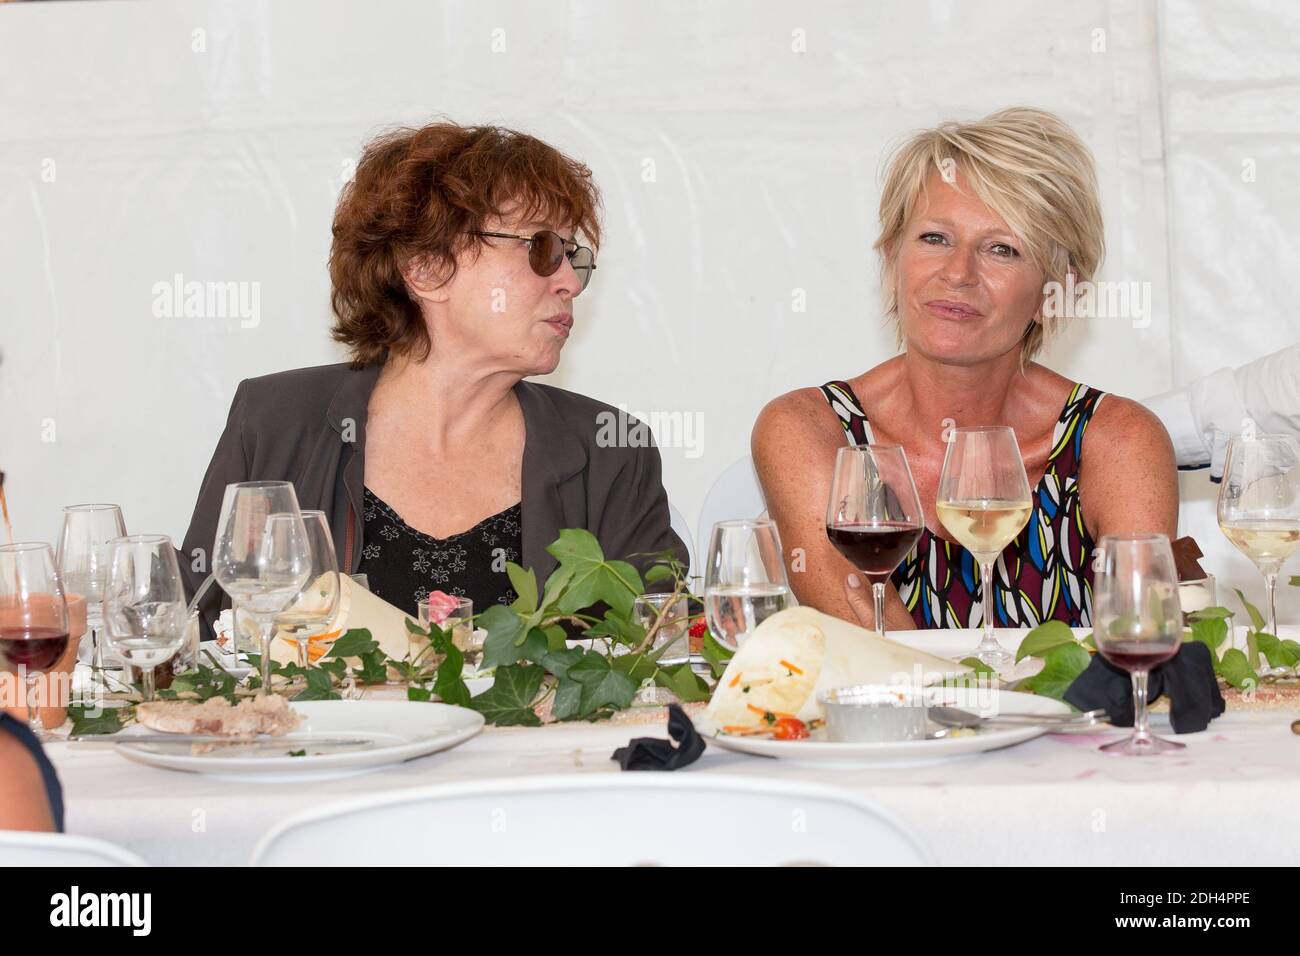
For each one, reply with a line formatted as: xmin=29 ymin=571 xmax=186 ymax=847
xmin=1 ymin=713 xmax=64 ymax=831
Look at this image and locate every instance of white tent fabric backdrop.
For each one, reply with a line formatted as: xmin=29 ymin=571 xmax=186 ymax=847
xmin=0 ymin=0 xmax=1295 ymax=618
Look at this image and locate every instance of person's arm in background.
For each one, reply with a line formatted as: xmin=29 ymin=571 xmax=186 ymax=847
xmin=178 ymin=381 xmax=252 ymax=638
xmin=0 ymin=721 xmax=58 ymax=832
xmin=1143 ymin=344 xmax=1300 ymax=480
xmin=592 ymin=423 xmax=689 ymax=582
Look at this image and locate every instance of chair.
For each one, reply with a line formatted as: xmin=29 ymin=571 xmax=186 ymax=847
xmin=695 ymin=454 xmax=768 ymax=567
xmin=0 ymin=831 xmax=147 ymax=866
xmin=667 ymin=501 xmax=696 ymax=576
xmin=252 ymin=774 xmax=930 ymax=866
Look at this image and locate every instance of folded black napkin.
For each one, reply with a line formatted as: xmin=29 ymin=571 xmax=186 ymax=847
xmin=1063 ymin=641 xmax=1225 ymax=734
xmin=611 ymin=704 xmax=706 ymax=771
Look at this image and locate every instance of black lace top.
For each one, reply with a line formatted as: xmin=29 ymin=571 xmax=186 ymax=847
xmin=356 ymin=487 xmax=521 ymax=617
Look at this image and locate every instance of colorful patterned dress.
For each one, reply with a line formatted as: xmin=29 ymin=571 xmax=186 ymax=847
xmin=819 ymin=379 xmax=1107 ymax=629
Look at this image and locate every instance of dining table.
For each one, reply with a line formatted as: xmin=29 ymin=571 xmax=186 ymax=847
xmin=43 ymin=625 xmax=1300 ymax=867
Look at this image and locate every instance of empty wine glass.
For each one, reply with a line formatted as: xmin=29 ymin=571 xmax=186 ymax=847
xmin=1217 ymin=433 xmax=1300 ymax=645
xmin=273 ymin=510 xmax=342 ymax=668
xmin=1093 ymin=533 xmax=1185 ymax=756
xmin=103 ymin=535 xmax=187 ymax=702
xmin=0 ymin=542 xmax=71 ymax=741
xmin=211 ymin=481 xmax=312 ymax=695
xmin=825 ymin=445 xmax=923 ymax=640
xmin=56 ymin=503 xmax=126 ymax=687
xmin=936 ymin=426 xmax=1033 ymax=668
xmin=703 ymin=519 xmax=790 ymax=650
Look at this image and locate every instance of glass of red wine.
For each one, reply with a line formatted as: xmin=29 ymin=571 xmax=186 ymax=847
xmin=825 ymin=445 xmax=923 ymax=640
xmin=1094 ymin=533 xmax=1185 ymax=756
xmin=0 ymin=542 xmax=71 ymax=741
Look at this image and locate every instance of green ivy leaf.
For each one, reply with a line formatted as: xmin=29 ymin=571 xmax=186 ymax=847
xmin=653 ymin=663 xmax=711 ymax=703
xmin=433 ymin=638 xmax=470 ymax=707
xmin=1190 ymin=616 xmax=1228 ymax=653
xmin=542 ymin=624 xmax=568 ymax=652
xmin=353 ymin=649 xmax=390 ymax=686
xmin=644 ymin=565 xmax=675 ymax=584
xmin=584 ymin=610 xmax=647 ymax=648
xmin=1233 ymin=588 xmax=1267 ymax=633
xmin=67 ymin=704 xmax=127 ymax=736
xmin=1255 ymin=632 xmax=1299 ymax=669
xmin=701 ymin=632 xmax=734 ymax=679
xmin=507 ymin=562 xmax=539 ymax=615
xmin=293 ymin=668 xmax=342 ymax=701
xmin=547 ymin=529 xmax=643 ymax=616
xmin=568 ymin=652 xmax=638 ymax=714
xmin=479 ymin=605 xmax=526 ymax=668
xmin=327 ymin=629 xmax=378 ymax=659
xmin=407 ymin=686 xmax=433 ymax=702
xmin=1014 ymin=620 xmax=1078 ymax=662
xmin=1218 ymin=648 xmax=1257 ymax=690
xmin=611 ymin=651 xmax=658 ymax=684
xmin=468 ymin=664 xmax=545 ymax=726
xmin=1188 ymin=606 xmax=1233 ymax=621
xmin=1018 ymin=642 xmax=1091 ymax=700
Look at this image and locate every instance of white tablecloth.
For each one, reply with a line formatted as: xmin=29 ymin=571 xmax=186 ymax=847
xmin=45 ymin=706 xmax=1300 ymax=866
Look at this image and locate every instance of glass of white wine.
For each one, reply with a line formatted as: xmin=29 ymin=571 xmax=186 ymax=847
xmin=273 ymin=511 xmax=342 ymax=668
xmin=102 ymin=535 xmax=188 ymax=701
xmin=936 ymin=426 xmax=1033 ymax=668
xmin=1218 ymin=434 xmax=1300 ymax=646
xmin=703 ymin=519 xmax=790 ymax=650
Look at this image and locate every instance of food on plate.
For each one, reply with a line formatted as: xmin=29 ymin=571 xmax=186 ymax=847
xmin=135 ymin=695 xmax=304 ymax=738
xmin=703 ymin=607 xmax=967 ymax=737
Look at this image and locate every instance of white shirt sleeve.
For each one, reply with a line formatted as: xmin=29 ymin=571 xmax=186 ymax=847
xmin=1143 ymin=344 xmax=1300 ymax=479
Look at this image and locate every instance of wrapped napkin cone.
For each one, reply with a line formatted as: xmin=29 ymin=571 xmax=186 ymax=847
xmin=703 ymin=607 xmax=969 ymax=729
xmin=268 ymin=575 xmax=422 ymax=668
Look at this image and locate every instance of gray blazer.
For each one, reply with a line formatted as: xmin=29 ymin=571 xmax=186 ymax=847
xmin=181 ymin=362 xmax=686 ymax=635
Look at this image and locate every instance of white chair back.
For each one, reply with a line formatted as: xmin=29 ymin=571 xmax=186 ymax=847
xmin=0 ymin=831 xmax=146 ymax=866
xmin=696 ymin=455 xmax=768 ymax=569
xmin=252 ymin=774 xmax=930 ymax=866
xmin=667 ymin=501 xmax=696 ymax=577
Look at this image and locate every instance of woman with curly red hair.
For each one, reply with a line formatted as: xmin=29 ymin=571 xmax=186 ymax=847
xmin=182 ymin=122 xmax=685 ymax=625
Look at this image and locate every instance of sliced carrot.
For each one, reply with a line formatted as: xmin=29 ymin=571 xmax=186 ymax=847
xmin=729 ymin=673 xmax=743 ymax=687
xmin=746 ymin=703 xmax=796 ymax=719
xmin=778 ymin=659 xmax=803 ymax=675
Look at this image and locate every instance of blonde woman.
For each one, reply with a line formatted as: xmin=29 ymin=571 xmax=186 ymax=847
xmin=754 ymin=107 xmax=1177 ymax=631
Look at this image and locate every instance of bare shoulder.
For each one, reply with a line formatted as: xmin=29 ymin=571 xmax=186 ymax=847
xmin=0 ymin=729 xmax=54 ymax=831
xmin=751 ymin=386 xmax=842 ymax=461
xmin=1087 ymin=392 xmax=1174 ymax=449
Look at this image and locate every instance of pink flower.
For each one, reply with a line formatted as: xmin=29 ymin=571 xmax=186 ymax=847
xmin=424 ymin=590 xmax=461 ymax=625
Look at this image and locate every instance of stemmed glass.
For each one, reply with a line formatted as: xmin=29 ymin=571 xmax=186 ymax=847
xmin=703 ymin=519 xmax=790 ymax=650
xmin=0 ymin=542 xmax=71 ymax=741
xmin=273 ymin=510 xmax=342 ymax=668
xmin=1093 ymin=533 xmax=1185 ymax=756
xmin=936 ymin=426 xmax=1033 ymax=668
xmin=212 ymin=481 xmax=311 ymax=694
xmin=102 ymin=535 xmax=187 ymax=701
xmin=825 ymin=445 xmax=923 ymax=640
xmin=1217 ymin=434 xmax=1300 ymax=646
xmin=56 ymin=503 xmax=126 ymax=688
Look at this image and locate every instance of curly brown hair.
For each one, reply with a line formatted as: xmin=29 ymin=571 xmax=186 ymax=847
xmin=329 ymin=122 xmax=602 ymax=367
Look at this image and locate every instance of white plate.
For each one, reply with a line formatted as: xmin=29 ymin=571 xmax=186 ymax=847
xmin=702 ymin=688 xmax=1072 ymax=768
xmin=114 ymin=700 xmax=484 ymax=781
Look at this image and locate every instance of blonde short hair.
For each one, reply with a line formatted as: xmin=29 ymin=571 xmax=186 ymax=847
xmin=874 ymin=107 xmax=1105 ymax=362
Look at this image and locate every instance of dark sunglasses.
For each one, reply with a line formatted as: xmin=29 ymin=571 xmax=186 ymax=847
xmin=470 ymin=230 xmax=597 ymax=291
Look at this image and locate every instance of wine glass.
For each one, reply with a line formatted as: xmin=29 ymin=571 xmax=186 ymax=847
xmin=102 ymin=535 xmax=187 ymax=701
xmin=0 ymin=542 xmax=71 ymax=741
xmin=1217 ymin=434 xmax=1300 ymax=646
xmin=825 ymin=445 xmax=923 ymax=640
xmin=936 ymin=426 xmax=1033 ymax=668
xmin=273 ymin=510 xmax=342 ymax=668
xmin=1093 ymin=533 xmax=1185 ymax=756
xmin=703 ymin=519 xmax=790 ymax=650
xmin=211 ymin=481 xmax=312 ymax=694
xmin=56 ymin=503 xmax=126 ymax=688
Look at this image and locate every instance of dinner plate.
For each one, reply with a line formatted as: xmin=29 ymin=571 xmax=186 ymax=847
xmin=701 ymin=688 xmax=1073 ymax=768
xmin=113 ymin=700 xmax=484 ymax=781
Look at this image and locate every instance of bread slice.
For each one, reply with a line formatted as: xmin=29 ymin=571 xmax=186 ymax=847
xmin=135 ymin=695 xmax=303 ymax=738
